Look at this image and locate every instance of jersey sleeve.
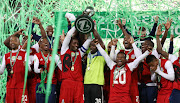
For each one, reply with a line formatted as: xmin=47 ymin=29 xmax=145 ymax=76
xmin=0 ymin=55 xmax=6 ymax=75
xmin=128 ymin=50 xmax=150 ymax=71
xmin=152 ymin=49 xmax=160 ymax=59
xmin=34 ymin=55 xmax=40 ymax=73
xmin=55 ymin=54 xmax=62 ymax=71
xmin=168 ymin=54 xmax=178 ymax=63
xmin=110 ymin=45 xmax=116 ymax=61
xmin=31 ymin=43 xmax=39 ymax=53
xmin=132 ymin=42 xmax=142 ymax=58
xmin=79 ymin=38 xmax=92 ymax=57
xmin=155 ymin=60 xmax=175 ymax=81
xmin=61 ymin=27 xmax=76 ymax=55
xmin=96 ymin=43 xmax=116 ymax=70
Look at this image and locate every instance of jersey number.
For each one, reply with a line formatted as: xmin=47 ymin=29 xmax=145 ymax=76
xmin=114 ymin=70 xmax=126 ymax=85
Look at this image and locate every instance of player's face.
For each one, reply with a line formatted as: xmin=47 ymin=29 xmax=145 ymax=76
xmin=46 ymin=26 xmax=53 ymax=37
xmin=10 ymin=36 xmax=20 ymax=50
xmin=116 ymin=53 xmax=126 ymax=67
xmin=41 ymin=39 xmax=50 ymax=51
xmin=147 ymin=59 xmax=159 ymax=71
xmin=141 ymin=42 xmax=148 ymax=53
xmin=138 ymin=30 xmax=146 ymax=38
xmin=70 ymin=39 xmax=79 ymax=52
xmin=123 ymin=36 xmax=131 ymax=49
xmin=90 ymin=41 xmax=97 ymax=54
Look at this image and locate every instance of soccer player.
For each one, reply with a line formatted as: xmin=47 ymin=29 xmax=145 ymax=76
xmin=110 ymin=25 xmax=141 ymax=102
xmin=0 ymin=36 xmax=31 ymax=103
xmin=34 ymin=37 xmax=62 ymax=103
xmin=84 ymin=28 xmax=105 ymax=103
xmin=94 ymin=38 xmax=150 ymax=103
xmin=146 ymin=54 xmax=175 ymax=103
xmin=59 ymin=27 xmax=92 ymax=103
xmin=156 ymin=24 xmax=180 ymax=103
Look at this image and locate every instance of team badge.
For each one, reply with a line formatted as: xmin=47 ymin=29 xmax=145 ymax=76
xmin=131 ymin=54 xmax=136 ymax=59
xmin=18 ymin=56 xmax=22 ymax=60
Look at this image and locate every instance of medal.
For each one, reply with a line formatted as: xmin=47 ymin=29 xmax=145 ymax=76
xmin=10 ymin=69 xmax=13 ymax=74
xmin=71 ymin=66 xmax=74 ymax=71
xmin=71 ymin=52 xmax=77 ymax=72
xmin=10 ymin=49 xmax=20 ymax=74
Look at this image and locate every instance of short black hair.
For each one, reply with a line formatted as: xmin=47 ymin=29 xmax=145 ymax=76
xmin=117 ymin=50 xmax=126 ymax=58
xmin=145 ymin=40 xmax=154 ymax=48
xmin=146 ymin=55 xmax=157 ymax=64
xmin=139 ymin=27 xmax=146 ymax=31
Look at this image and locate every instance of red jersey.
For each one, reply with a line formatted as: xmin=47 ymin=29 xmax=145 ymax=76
xmin=35 ymin=52 xmax=57 ymax=84
xmin=60 ymin=49 xmax=83 ymax=82
xmin=5 ymin=50 xmax=26 ymax=89
xmin=172 ymin=57 xmax=180 ymax=90
xmin=159 ymin=59 xmax=173 ymax=95
xmin=109 ymin=64 xmax=132 ymax=100
xmin=138 ymin=61 xmax=152 ymax=84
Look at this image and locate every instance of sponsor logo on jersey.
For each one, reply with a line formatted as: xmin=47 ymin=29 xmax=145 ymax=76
xmin=18 ymin=56 xmax=22 ymax=60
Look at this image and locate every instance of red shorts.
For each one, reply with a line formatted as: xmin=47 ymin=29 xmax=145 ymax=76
xmin=27 ymin=78 xmax=37 ymax=103
xmin=6 ymin=88 xmax=29 ymax=103
xmin=109 ymin=95 xmax=132 ymax=103
xmin=59 ymin=79 xmax=84 ymax=103
xmin=130 ymin=71 xmax=139 ymax=103
xmin=157 ymin=93 xmax=171 ymax=103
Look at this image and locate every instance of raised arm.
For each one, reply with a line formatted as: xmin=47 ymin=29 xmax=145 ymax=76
xmin=4 ymin=29 xmax=25 ymax=49
xmin=156 ymin=24 xmax=169 ymax=59
xmin=168 ymin=34 xmax=174 ymax=54
xmin=79 ymin=38 xmax=92 ymax=57
xmin=61 ymin=27 xmax=76 ymax=55
xmin=128 ymin=50 xmax=150 ymax=71
xmin=96 ymin=43 xmax=116 ymax=70
xmin=155 ymin=61 xmax=175 ymax=81
xmin=92 ymin=28 xmax=105 ymax=49
xmin=33 ymin=17 xmax=46 ymax=38
xmin=130 ymin=37 xmax=142 ymax=58
xmin=117 ymin=18 xmax=130 ymax=37
xmin=110 ymin=39 xmax=118 ymax=61
xmin=149 ymin=16 xmax=158 ymax=37
xmin=161 ymin=18 xmax=172 ymax=46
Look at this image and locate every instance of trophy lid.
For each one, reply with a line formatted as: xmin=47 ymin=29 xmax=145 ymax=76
xmin=83 ymin=6 xmax=95 ymax=17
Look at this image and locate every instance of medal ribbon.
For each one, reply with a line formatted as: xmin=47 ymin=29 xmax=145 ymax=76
xmin=71 ymin=52 xmax=77 ymax=68
xmin=10 ymin=49 xmax=20 ymax=71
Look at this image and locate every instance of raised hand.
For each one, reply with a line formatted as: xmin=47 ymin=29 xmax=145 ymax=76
xmin=116 ymin=18 xmax=123 ymax=29
xmin=154 ymin=16 xmax=159 ymax=23
xmin=129 ymin=36 xmax=134 ymax=44
xmin=94 ymin=39 xmax=99 ymax=45
xmin=16 ymin=29 xmax=25 ymax=36
xmin=60 ymin=30 xmax=65 ymax=43
xmin=32 ymin=17 xmax=41 ymax=25
xmin=122 ymin=18 xmax=126 ymax=26
xmin=156 ymin=24 xmax=164 ymax=36
xmin=163 ymin=18 xmax=172 ymax=30
xmin=112 ymin=38 xmax=118 ymax=46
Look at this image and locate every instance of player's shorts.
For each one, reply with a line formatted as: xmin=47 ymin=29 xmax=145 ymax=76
xmin=6 ymin=88 xmax=29 ymax=103
xmin=59 ymin=79 xmax=84 ymax=103
xmin=157 ymin=92 xmax=171 ymax=103
xmin=84 ymin=84 xmax=103 ymax=103
xmin=27 ymin=78 xmax=37 ymax=103
xmin=108 ymin=95 xmax=132 ymax=103
xmin=169 ymin=89 xmax=180 ymax=103
xmin=130 ymin=71 xmax=139 ymax=103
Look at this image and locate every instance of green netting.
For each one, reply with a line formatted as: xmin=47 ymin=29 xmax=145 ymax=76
xmin=0 ymin=0 xmax=180 ymax=102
